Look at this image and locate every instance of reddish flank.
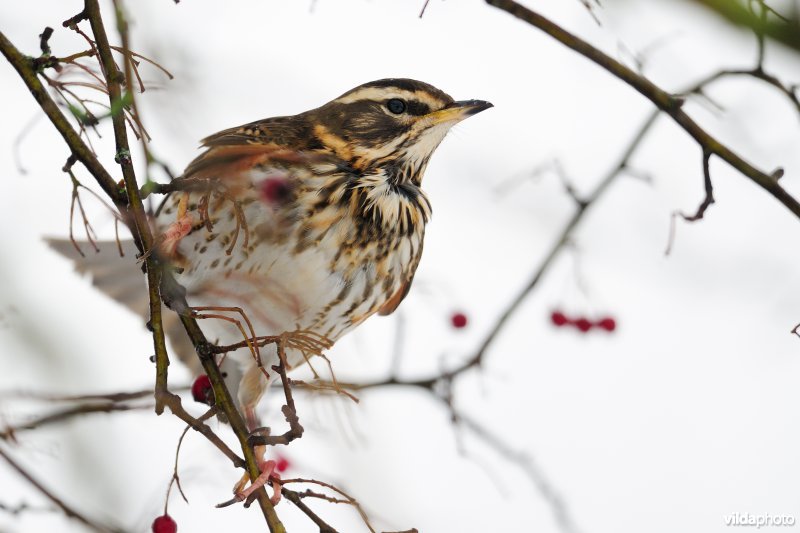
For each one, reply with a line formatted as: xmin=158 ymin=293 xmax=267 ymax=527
xmin=574 ymin=318 xmax=593 ymax=332
xmin=259 ymin=176 xmax=291 ymax=204
xmin=191 ymin=374 xmax=214 ymax=405
xmin=451 ymin=312 xmax=468 ymax=329
xmin=152 ymin=514 xmax=177 ymax=533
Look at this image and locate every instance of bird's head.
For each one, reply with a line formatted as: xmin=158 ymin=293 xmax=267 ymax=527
xmin=309 ymin=78 xmax=493 ymax=183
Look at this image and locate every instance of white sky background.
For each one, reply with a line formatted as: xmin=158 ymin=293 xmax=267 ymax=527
xmin=1 ymin=0 xmax=800 ymax=532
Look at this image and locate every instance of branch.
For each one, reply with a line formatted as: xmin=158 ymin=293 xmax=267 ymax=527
xmin=80 ymin=2 xmax=285 ymax=528
xmin=687 ymin=0 xmax=800 ymax=55
xmin=281 ymin=488 xmax=339 ymax=533
xmin=248 ymin=339 xmax=305 ymax=447
xmin=0 ymin=444 xmax=123 ymax=533
xmin=681 ymin=149 xmax=716 ymax=222
xmin=0 ymin=31 xmax=122 ymax=203
xmin=456 ymin=411 xmax=579 ymax=533
xmin=0 ymin=402 xmax=144 ymax=440
xmin=485 ymin=0 xmax=800 ymax=220
xmin=2 ymin=7 xmax=286 ymax=529
xmin=684 ymin=68 xmax=800 ymax=117
xmin=353 ymin=111 xmax=661 ymax=391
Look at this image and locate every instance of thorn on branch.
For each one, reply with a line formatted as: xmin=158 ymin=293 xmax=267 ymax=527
xmin=681 ymin=150 xmax=715 ymax=222
xmin=665 ymin=150 xmax=716 ymax=255
xmin=39 ymin=27 xmax=54 ymax=56
xmin=31 ymin=28 xmax=62 ymax=73
xmin=62 ymin=10 xmax=88 ymax=29
xmin=62 ymin=154 xmax=78 ymax=172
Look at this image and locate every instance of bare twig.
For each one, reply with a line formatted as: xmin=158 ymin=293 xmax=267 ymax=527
xmin=1 ymin=402 xmax=145 ymax=441
xmin=485 ymin=0 xmax=799 ymax=220
xmin=457 ymin=411 xmax=579 ymax=533
xmin=282 ymin=488 xmax=340 ymax=533
xmin=282 ymin=478 xmax=377 ymax=533
xmin=249 ymin=337 xmax=305 ymax=447
xmin=0 ymin=31 xmax=123 ymax=203
xmin=0 ymin=444 xmax=122 ymax=533
xmin=418 ymin=0 xmax=431 ymax=18
xmin=690 ymin=151 xmax=716 ymax=220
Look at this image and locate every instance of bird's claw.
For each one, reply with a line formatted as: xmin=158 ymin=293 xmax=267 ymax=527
xmin=217 ymin=460 xmax=282 ymax=509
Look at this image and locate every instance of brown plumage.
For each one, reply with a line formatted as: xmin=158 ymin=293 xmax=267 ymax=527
xmin=54 ymin=78 xmax=492 ymax=429
xmin=49 ymin=78 xmax=491 ymax=503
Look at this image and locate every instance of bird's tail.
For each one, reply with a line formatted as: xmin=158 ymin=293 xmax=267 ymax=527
xmin=46 ymin=238 xmax=202 ymax=374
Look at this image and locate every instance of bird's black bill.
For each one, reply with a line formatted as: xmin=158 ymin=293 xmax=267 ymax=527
xmin=450 ymin=99 xmax=494 ymax=116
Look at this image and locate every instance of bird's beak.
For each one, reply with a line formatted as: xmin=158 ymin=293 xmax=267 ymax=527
xmin=428 ymin=99 xmax=494 ymax=125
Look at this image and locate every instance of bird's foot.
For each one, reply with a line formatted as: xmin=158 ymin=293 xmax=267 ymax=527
xmin=158 ymin=193 xmax=195 ymax=258
xmin=217 ymin=459 xmax=282 ymax=508
xmin=277 ymin=328 xmax=333 ymax=369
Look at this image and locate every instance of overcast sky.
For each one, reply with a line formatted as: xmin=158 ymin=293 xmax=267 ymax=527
xmin=2 ymin=1 xmax=800 ymax=532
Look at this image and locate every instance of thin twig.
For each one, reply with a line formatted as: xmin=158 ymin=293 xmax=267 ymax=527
xmin=485 ymin=0 xmax=799 ymax=219
xmin=456 ymin=412 xmax=579 ymax=533
xmin=0 ymin=445 xmax=122 ymax=533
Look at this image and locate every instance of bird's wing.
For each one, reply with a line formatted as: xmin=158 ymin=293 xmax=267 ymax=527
xmin=199 ymin=115 xmax=314 ymax=148
xmin=182 ymin=115 xmax=319 ymax=181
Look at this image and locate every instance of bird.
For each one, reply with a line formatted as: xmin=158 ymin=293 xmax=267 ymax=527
xmin=49 ymin=78 xmax=492 ymax=502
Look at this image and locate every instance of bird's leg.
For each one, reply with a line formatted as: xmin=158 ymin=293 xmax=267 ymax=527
xmin=191 ymin=306 xmax=263 ymax=374
xmin=229 ymin=406 xmax=282 ymax=506
xmin=159 ymin=192 xmax=195 ymax=257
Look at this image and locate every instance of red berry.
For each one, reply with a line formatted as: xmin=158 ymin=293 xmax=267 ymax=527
xmin=451 ymin=312 xmax=468 ymax=329
xmin=259 ymin=176 xmax=291 ymax=204
xmin=597 ymin=317 xmax=616 ymax=332
xmin=550 ymin=311 xmax=568 ymax=327
xmin=275 ymin=456 xmax=290 ymax=472
xmin=574 ymin=318 xmax=592 ymax=332
xmin=191 ymin=374 xmax=214 ymax=405
xmin=152 ymin=514 xmax=177 ymax=533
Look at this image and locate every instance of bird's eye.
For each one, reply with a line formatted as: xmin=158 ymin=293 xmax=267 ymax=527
xmin=386 ymin=98 xmax=407 ymax=114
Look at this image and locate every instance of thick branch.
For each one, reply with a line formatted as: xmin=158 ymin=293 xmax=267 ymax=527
xmin=351 ymin=112 xmax=660 ymax=391
xmin=0 ymin=31 xmax=122 ymax=203
xmin=0 ymin=6 xmax=286 ymax=529
xmin=485 ymin=0 xmax=800 ymax=219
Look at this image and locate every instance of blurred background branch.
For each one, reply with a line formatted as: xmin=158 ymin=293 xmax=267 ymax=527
xmin=687 ymin=0 xmax=800 ymax=54
xmin=2 ymin=0 xmax=799 ymax=532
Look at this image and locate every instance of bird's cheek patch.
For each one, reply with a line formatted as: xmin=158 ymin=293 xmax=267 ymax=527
xmin=258 ymin=172 xmax=292 ymax=205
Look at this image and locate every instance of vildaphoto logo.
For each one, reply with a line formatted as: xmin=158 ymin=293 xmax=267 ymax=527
xmin=724 ymin=512 xmax=796 ymax=528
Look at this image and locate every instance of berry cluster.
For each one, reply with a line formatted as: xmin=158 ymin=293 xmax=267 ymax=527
xmin=550 ymin=311 xmax=616 ymax=333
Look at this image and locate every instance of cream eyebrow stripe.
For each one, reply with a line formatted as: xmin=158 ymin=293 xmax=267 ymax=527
xmin=334 ymin=87 xmax=443 ymax=108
